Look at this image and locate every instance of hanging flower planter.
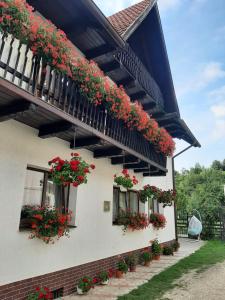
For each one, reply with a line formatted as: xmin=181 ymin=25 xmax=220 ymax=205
xmin=139 ymin=185 xmax=176 ymax=207
xmin=149 ymin=213 xmax=166 ymax=229
xmin=28 ymin=206 xmax=72 ymax=244
xmin=48 ymin=153 xmax=95 ymax=187
xmin=139 ymin=185 xmax=159 ymax=203
xmin=114 ymin=169 xmax=138 ymax=191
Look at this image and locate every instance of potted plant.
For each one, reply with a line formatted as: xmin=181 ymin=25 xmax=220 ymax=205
xmin=28 ymin=206 xmax=72 ymax=244
xmin=114 ymin=169 xmax=138 ymax=191
xmin=163 ymin=246 xmax=174 ymax=256
xmin=98 ymin=271 xmax=109 ymax=285
xmin=77 ymin=276 xmax=93 ymax=295
xmin=157 ymin=189 xmax=177 ymax=207
xmin=125 ymin=253 xmax=139 ymax=272
xmin=48 ymin=152 xmax=95 ymax=187
xmin=116 ymin=210 xmax=149 ymax=232
xmin=115 ymin=259 xmax=128 ymax=278
xmin=149 ymin=213 xmax=166 ymax=229
xmin=172 ymin=240 xmax=180 ymax=252
xmin=151 ymin=239 xmax=162 ymax=260
xmin=140 ymin=251 xmax=152 ymax=267
xmin=27 ymin=287 xmax=53 ymax=300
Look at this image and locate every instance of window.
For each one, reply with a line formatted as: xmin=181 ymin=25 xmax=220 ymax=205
xmin=20 ymin=166 xmax=77 ymax=227
xmin=148 ymin=198 xmax=159 ymax=217
xmin=113 ymin=187 xmax=140 ymax=223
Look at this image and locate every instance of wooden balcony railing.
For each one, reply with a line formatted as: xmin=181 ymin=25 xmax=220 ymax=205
xmin=115 ymin=44 xmax=164 ymax=109
xmin=0 ymin=34 xmax=166 ymax=169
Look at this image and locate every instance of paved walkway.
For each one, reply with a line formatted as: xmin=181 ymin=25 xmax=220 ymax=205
xmin=63 ymin=239 xmax=205 ymax=300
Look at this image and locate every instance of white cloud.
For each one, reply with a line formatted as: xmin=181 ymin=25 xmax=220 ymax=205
xmin=177 ymin=62 xmax=225 ymax=97
xmin=211 ymin=103 xmax=225 ymax=118
xmin=209 ymin=85 xmax=225 ymax=118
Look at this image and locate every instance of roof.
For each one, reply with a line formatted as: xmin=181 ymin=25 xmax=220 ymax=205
xmin=108 ymin=0 xmax=155 ymax=38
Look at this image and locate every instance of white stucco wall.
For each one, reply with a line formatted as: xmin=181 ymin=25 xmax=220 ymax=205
xmin=0 ymin=120 xmax=175 ymax=285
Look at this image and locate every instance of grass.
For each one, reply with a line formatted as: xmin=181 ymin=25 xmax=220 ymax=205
xmin=118 ymin=240 xmax=225 ymax=300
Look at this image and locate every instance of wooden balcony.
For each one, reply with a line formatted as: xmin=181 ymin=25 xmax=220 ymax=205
xmin=0 ymin=34 xmax=167 ymax=174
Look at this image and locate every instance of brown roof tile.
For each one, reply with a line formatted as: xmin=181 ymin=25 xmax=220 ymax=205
xmin=108 ymin=0 xmax=153 ymax=36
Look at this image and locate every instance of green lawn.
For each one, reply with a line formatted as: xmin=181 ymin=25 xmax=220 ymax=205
xmin=118 ymin=241 xmax=225 ymax=300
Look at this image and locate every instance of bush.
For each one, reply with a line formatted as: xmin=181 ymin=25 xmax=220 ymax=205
xmin=163 ymin=246 xmax=174 ymax=256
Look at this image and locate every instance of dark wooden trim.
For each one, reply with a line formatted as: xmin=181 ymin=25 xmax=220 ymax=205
xmin=98 ymin=60 xmax=120 ymax=73
xmin=143 ymin=170 xmax=166 ymax=177
xmin=129 ymin=91 xmax=146 ymax=101
xmin=0 ymin=75 xmax=167 ymax=172
xmin=0 ymin=100 xmax=36 ymax=122
xmin=94 ymin=147 xmax=123 ymax=158
xmin=116 ymin=77 xmax=135 ymax=88
xmin=70 ymin=136 xmax=101 ymax=149
xmin=143 ymin=102 xmax=156 ymax=111
xmin=38 ymin=121 xmax=74 ymax=138
xmin=85 ymin=44 xmax=114 ymax=59
xmin=157 ymin=112 xmax=179 ymax=124
xmin=124 ymin=161 xmax=148 ymax=169
xmin=111 ymin=155 xmax=140 ymax=165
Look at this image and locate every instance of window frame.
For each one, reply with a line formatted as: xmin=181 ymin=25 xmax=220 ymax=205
xmin=27 ymin=165 xmax=71 ymax=212
xmin=113 ymin=186 xmax=140 ymax=224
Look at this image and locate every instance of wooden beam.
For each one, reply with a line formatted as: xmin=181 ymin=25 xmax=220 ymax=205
xmin=116 ymin=77 xmax=135 ymax=88
xmin=98 ymin=61 xmax=120 ymax=73
xmin=143 ymin=102 xmax=156 ymax=111
xmin=129 ymin=91 xmax=146 ymax=101
xmin=157 ymin=112 xmax=179 ymax=125
xmin=39 ymin=121 xmax=74 ymax=138
xmin=143 ymin=170 xmax=166 ymax=177
xmin=94 ymin=147 xmax=123 ymax=158
xmin=71 ymin=136 xmax=101 ymax=149
xmin=134 ymin=166 xmax=157 ymax=173
xmin=0 ymin=100 xmax=36 ymax=122
xmin=85 ymin=44 xmax=114 ymax=59
xmin=124 ymin=161 xmax=148 ymax=169
xmin=111 ymin=155 xmax=140 ymax=165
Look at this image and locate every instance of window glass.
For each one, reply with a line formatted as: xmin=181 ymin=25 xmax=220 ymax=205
xmin=119 ymin=192 xmax=127 ymax=211
xmin=23 ymin=169 xmax=45 ymax=206
xmin=153 ymin=199 xmax=159 ymax=213
xmin=129 ymin=191 xmax=138 ymax=213
xmin=113 ymin=188 xmax=119 ymax=222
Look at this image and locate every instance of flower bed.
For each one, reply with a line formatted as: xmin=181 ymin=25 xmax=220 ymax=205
xmin=48 ymin=152 xmax=95 ymax=187
xmin=149 ymin=213 xmax=166 ymax=229
xmin=27 ymin=287 xmax=53 ymax=300
xmin=27 ymin=206 xmax=72 ymax=244
xmin=116 ymin=210 xmax=149 ymax=232
xmin=114 ymin=169 xmax=138 ymax=190
xmin=0 ymin=0 xmax=175 ymax=156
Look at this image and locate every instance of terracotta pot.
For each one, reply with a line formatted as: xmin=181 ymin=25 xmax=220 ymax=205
xmin=153 ymin=255 xmax=160 ymax=260
xmin=129 ymin=265 xmax=136 ymax=272
xmin=144 ymin=261 xmax=151 ymax=267
xmin=115 ymin=270 xmax=123 ymax=278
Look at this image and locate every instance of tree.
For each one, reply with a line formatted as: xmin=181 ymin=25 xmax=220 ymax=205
xmin=211 ymin=160 xmax=223 ymax=170
xmin=175 ymin=164 xmax=225 ymax=220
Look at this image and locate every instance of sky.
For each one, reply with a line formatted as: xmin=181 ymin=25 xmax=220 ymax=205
xmin=93 ymin=0 xmax=225 ymax=171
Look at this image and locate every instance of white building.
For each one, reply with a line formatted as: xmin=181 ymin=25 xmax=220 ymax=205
xmin=0 ymin=0 xmax=200 ymax=299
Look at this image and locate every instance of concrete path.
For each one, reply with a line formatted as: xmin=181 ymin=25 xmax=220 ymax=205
xmin=62 ymin=238 xmax=205 ymax=300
